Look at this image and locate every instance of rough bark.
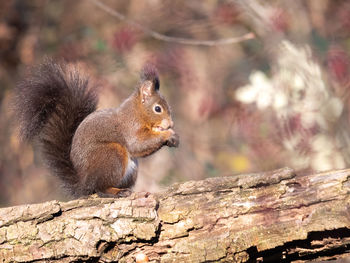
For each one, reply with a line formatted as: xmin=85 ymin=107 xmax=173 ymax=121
xmin=1 ymin=167 xmax=350 ymax=262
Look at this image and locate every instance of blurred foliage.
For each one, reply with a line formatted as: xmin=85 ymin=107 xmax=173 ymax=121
xmin=1 ymin=0 xmax=350 ymax=206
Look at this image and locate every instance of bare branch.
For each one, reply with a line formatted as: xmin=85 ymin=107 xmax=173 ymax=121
xmin=88 ymin=0 xmax=255 ymax=46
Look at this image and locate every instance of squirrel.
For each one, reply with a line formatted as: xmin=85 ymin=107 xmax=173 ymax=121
xmin=14 ymin=59 xmax=179 ymax=197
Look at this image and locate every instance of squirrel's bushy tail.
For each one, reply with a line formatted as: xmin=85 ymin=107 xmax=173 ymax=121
xmin=14 ymin=59 xmax=98 ymax=193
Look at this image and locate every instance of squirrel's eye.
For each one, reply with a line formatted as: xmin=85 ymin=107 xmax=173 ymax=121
xmin=154 ymin=105 xmax=162 ymax=113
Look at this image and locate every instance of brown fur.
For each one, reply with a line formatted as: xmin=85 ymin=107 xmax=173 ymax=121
xmin=109 ymin=142 xmax=128 ymax=175
xmin=14 ymin=59 xmax=179 ymax=197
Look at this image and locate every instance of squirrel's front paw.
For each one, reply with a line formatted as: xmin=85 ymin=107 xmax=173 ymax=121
xmin=166 ymin=133 xmax=179 ymax=147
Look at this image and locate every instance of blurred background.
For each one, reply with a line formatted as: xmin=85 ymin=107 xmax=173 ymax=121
xmin=1 ymin=0 xmax=350 ymax=206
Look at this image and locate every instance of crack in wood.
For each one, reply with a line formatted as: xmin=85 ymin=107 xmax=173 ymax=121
xmin=244 ymin=227 xmax=350 ymax=262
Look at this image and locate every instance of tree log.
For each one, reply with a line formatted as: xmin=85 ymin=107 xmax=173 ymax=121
xmin=1 ymin=167 xmax=350 ymax=262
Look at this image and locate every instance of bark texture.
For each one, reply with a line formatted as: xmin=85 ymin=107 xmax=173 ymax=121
xmin=1 ymin=167 xmax=350 ymax=262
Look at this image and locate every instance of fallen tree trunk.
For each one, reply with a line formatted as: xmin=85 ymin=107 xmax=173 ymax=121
xmin=1 ymin=167 xmax=350 ymax=262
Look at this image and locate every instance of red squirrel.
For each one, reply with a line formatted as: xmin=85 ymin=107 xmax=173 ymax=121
xmin=14 ymin=59 xmax=179 ymax=197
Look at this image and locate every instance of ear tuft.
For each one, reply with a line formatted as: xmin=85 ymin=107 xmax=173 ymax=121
xmin=140 ymin=63 xmax=159 ymax=90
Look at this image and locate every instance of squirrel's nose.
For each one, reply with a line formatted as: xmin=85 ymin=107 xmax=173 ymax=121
xmin=160 ymin=119 xmax=173 ymax=130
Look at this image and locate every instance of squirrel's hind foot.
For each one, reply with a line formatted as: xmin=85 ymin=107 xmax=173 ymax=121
xmin=97 ymin=187 xmax=133 ymax=198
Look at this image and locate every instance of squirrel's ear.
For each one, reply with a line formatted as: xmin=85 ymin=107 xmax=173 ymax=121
xmin=140 ymin=80 xmax=155 ymax=103
xmin=139 ymin=64 xmax=159 ymax=103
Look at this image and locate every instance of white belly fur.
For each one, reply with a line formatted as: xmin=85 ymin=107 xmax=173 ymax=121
xmin=121 ymin=157 xmax=138 ymax=186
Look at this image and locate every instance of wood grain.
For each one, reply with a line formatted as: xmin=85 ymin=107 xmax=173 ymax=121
xmin=1 ymin=167 xmax=350 ymax=262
